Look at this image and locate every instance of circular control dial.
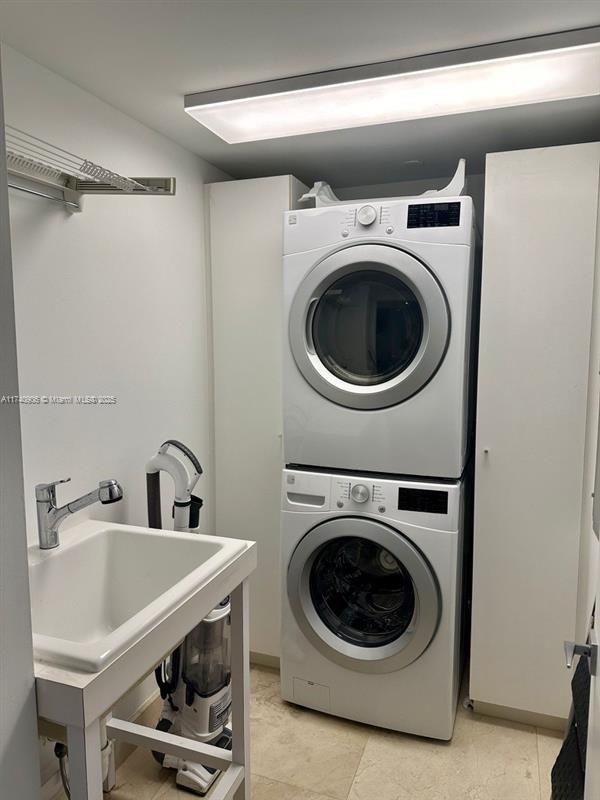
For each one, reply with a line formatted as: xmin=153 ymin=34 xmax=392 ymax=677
xmin=357 ymin=205 xmax=377 ymax=226
xmin=351 ymin=483 xmax=370 ymax=503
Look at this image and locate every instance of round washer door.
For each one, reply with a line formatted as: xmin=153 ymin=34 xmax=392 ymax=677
xmin=289 ymin=244 xmax=449 ymax=410
xmin=287 ymin=517 xmax=440 ymax=674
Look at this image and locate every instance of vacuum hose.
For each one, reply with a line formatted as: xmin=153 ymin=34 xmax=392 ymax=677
xmin=146 ymin=471 xmax=162 ymax=530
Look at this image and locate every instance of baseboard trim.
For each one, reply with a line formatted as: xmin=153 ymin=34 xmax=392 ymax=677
xmin=250 ymin=651 xmax=280 ymax=670
xmin=473 ymin=699 xmax=567 ymax=731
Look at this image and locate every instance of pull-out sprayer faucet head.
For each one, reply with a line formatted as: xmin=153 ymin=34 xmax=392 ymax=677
xmin=99 ymin=479 xmax=124 ymax=504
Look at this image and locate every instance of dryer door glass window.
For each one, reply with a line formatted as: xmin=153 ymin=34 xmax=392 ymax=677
xmin=309 ymin=536 xmax=416 ymax=647
xmin=312 ymin=270 xmax=423 ymax=386
xmin=289 ymin=244 xmax=450 ymax=410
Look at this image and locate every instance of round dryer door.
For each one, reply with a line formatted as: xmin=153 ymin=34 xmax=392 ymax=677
xmin=287 ymin=517 xmax=440 ymax=673
xmin=289 ymin=244 xmax=449 ymax=409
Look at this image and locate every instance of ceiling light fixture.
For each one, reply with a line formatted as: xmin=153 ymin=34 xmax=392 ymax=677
xmin=184 ymin=30 xmax=600 ymax=144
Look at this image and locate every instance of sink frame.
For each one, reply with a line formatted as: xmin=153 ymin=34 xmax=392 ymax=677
xmin=34 ymin=525 xmax=256 ymax=800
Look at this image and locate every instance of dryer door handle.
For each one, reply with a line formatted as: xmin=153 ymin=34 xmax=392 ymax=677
xmin=305 ymin=297 xmax=319 ymax=354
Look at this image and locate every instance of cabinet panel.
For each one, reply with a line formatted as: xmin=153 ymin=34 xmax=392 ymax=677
xmin=471 ymin=144 xmax=600 ymax=720
xmin=209 ymin=176 xmax=306 ymax=659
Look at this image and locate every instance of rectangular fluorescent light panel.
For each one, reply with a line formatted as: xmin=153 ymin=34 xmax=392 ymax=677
xmin=185 ymin=42 xmax=600 ymax=143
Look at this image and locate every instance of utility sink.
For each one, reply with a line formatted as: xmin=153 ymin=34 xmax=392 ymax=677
xmin=29 ymin=520 xmax=247 ymax=673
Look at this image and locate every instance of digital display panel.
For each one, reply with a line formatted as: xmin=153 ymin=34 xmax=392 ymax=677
xmin=407 ymin=202 xmax=461 ymax=228
xmin=398 ymin=488 xmax=448 ymax=514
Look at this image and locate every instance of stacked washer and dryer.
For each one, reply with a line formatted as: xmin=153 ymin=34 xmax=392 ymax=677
xmin=279 ymin=168 xmax=478 ymax=740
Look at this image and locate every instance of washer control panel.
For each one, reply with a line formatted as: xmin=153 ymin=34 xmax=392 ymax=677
xmin=282 ymin=469 xmax=461 ymax=531
xmin=328 ymin=473 xmax=459 ymax=528
xmin=350 ymin=483 xmax=370 ymax=503
xmin=334 ymin=478 xmax=390 ymax=514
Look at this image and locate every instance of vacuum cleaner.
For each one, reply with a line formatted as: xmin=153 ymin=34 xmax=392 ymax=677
xmin=146 ymin=440 xmax=232 ymax=796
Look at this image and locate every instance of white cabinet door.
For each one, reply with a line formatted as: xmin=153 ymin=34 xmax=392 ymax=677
xmin=471 ymin=143 xmax=600 ymax=722
xmin=584 ymin=548 xmax=600 ymax=798
xmin=585 ymin=388 xmax=600 ymax=797
xmin=209 ymin=175 xmax=306 ymax=660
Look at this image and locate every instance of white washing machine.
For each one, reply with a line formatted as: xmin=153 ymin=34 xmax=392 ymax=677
xmin=280 ymin=468 xmax=464 ymax=740
xmin=283 ymin=194 xmax=477 ymax=479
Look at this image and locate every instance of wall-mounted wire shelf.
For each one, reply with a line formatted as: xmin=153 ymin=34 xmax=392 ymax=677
xmin=5 ymin=125 xmax=176 ymax=212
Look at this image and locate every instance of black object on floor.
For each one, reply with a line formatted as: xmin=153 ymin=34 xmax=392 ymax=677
xmin=551 ymin=654 xmax=591 ymax=799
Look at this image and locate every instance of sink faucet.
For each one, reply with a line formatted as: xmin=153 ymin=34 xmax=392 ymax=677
xmin=35 ymin=477 xmax=124 ymax=549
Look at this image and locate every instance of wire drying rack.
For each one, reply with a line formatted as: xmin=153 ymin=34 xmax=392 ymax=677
xmin=5 ymin=125 xmax=175 ymax=212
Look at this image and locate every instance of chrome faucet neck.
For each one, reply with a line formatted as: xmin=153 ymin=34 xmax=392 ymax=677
xmin=35 ymin=477 xmax=123 ymax=549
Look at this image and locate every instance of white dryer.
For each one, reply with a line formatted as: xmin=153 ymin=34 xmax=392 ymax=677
xmin=283 ymin=194 xmax=477 ymax=479
xmin=280 ymin=468 xmax=464 ymax=740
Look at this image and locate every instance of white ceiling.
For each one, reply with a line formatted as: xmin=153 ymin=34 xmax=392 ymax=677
xmin=0 ymin=0 xmax=599 ymax=186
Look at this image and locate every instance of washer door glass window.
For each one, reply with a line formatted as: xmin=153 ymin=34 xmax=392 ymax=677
xmin=312 ymin=270 xmax=423 ymax=386
xmin=287 ymin=517 xmax=440 ymax=673
xmin=289 ymin=244 xmax=449 ymax=410
xmin=310 ymin=536 xmax=415 ymax=647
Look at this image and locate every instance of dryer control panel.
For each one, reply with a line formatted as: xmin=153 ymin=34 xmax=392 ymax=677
xmin=283 ymin=196 xmax=474 ymax=255
xmin=282 ymin=469 xmax=461 ymax=531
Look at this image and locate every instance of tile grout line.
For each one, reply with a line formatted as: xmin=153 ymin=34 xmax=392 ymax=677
xmin=344 ymin=732 xmax=370 ymax=800
xmin=251 ymin=664 xmax=369 ymax=800
xmin=535 ymin=727 xmax=543 ymax=800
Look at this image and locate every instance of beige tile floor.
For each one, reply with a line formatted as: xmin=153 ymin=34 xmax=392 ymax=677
xmin=69 ymin=666 xmax=564 ymax=800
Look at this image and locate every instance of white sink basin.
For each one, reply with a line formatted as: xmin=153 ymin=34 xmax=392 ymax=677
xmin=29 ymin=520 xmax=247 ymax=673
